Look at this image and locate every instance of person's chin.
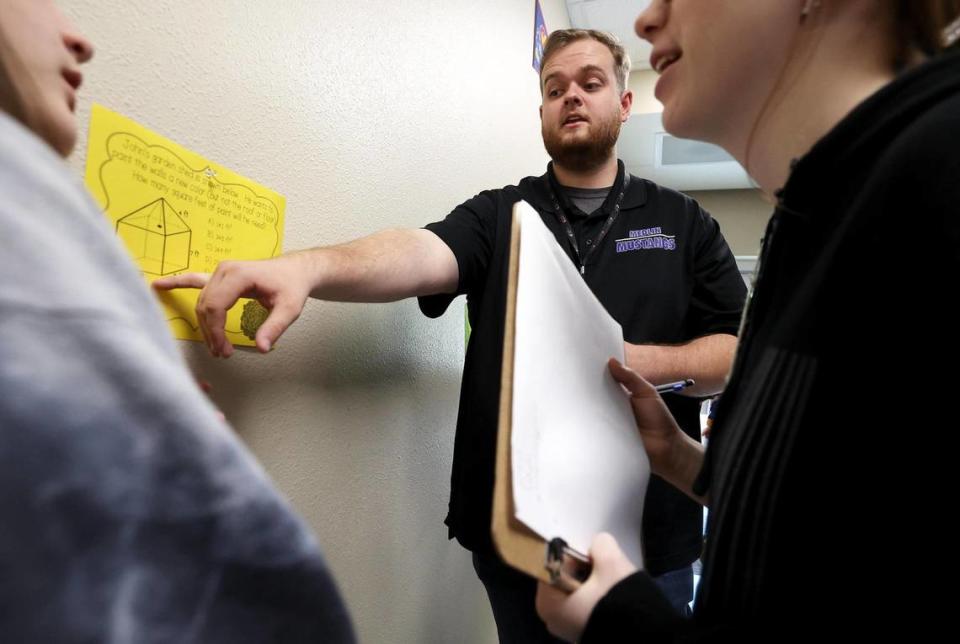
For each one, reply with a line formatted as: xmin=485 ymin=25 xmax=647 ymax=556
xmin=660 ymin=104 xmax=700 ymax=141
xmin=45 ymin=112 xmax=78 ymax=157
xmin=560 ymin=124 xmax=591 ymax=139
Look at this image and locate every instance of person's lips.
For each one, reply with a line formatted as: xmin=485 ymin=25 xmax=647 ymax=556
xmin=62 ymin=69 xmax=82 ymax=112
xmin=562 ymin=113 xmax=589 ymax=128
xmin=650 ymin=50 xmax=681 ymax=75
xmin=650 ymin=49 xmax=682 ymax=104
xmin=62 ymin=68 xmax=83 ymax=91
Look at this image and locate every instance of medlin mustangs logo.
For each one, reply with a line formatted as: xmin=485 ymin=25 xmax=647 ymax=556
xmin=615 ymin=227 xmax=677 ymax=253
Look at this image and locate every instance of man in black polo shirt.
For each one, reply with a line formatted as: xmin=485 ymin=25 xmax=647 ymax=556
xmin=156 ymin=29 xmax=746 ymax=644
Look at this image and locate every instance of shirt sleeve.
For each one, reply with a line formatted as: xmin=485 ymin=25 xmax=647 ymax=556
xmin=418 ymin=190 xmax=499 ymax=318
xmin=684 ymin=208 xmax=748 ymax=338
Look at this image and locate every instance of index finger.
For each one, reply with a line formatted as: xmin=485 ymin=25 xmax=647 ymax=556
xmin=152 ymin=272 xmax=211 ymax=291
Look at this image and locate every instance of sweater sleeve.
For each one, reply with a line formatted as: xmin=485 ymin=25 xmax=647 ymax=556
xmin=581 ymin=571 xmax=686 ymax=643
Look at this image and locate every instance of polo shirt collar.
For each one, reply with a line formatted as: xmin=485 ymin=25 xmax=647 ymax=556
xmin=530 ymin=159 xmax=647 ymax=213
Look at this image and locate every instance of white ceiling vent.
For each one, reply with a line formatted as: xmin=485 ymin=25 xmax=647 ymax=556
xmin=619 ymin=113 xmax=757 ymax=191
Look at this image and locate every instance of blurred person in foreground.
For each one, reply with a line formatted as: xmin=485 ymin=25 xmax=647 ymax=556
xmin=0 ymin=2 xmax=354 ymax=641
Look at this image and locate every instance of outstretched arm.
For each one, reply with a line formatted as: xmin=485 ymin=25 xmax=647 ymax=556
xmin=153 ymin=228 xmax=458 ymax=357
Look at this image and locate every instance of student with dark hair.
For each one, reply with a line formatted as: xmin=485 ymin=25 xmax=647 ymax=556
xmin=0 ymin=2 xmax=354 ymax=640
xmin=537 ymin=1 xmax=960 ymax=641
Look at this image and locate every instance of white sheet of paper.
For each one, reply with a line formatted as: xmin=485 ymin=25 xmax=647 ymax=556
xmin=511 ymin=201 xmax=650 ymax=568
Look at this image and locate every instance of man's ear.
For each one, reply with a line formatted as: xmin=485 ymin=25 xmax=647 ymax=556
xmin=620 ymin=89 xmax=633 ymax=122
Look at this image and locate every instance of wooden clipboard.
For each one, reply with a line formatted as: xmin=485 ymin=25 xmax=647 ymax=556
xmin=491 ymin=204 xmax=591 ymax=592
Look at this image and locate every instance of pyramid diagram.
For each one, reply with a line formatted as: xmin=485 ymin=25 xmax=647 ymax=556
xmin=117 ymin=198 xmax=192 ymax=276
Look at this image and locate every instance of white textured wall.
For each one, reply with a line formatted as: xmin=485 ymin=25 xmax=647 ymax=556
xmin=60 ymin=1 xmax=569 ymax=642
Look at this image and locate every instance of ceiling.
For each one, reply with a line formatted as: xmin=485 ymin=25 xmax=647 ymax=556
xmin=565 ymin=0 xmax=653 ymax=70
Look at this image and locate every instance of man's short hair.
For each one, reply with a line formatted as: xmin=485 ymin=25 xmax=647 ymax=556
xmin=540 ymin=29 xmax=631 ymax=94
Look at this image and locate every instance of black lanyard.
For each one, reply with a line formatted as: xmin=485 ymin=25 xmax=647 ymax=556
xmin=547 ymin=173 xmax=630 ymax=275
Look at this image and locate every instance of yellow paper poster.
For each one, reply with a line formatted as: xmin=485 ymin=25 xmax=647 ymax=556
xmin=84 ymin=104 xmax=283 ymax=346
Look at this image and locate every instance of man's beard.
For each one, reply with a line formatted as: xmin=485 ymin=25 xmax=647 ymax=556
xmin=542 ymin=110 xmax=621 ymax=173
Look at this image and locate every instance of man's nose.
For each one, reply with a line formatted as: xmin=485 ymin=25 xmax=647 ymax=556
xmin=563 ymin=84 xmax=584 ymax=106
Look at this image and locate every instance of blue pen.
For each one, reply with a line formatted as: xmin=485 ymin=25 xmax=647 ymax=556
xmin=654 ymin=379 xmax=695 ymax=394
